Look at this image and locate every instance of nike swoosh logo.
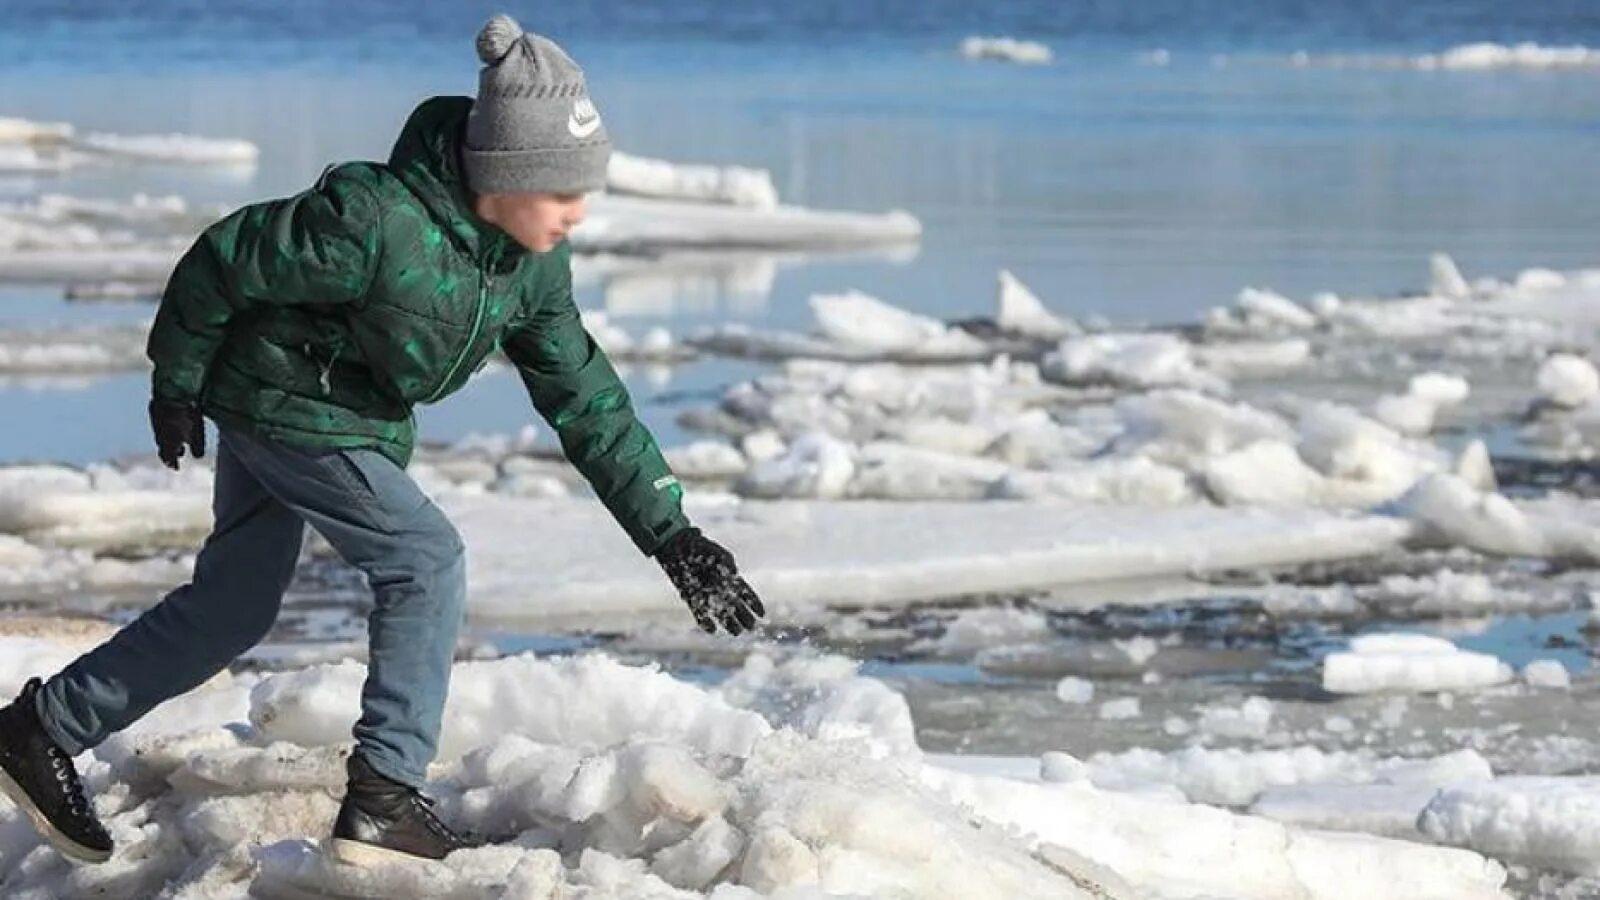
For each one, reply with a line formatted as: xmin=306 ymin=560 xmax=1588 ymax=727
xmin=568 ymin=113 xmax=601 ymax=139
xmin=567 ymin=98 xmax=602 ymax=139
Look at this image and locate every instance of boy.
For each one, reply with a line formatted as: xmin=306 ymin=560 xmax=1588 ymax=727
xmin=0 ymin=14 xmax=763 ymax=867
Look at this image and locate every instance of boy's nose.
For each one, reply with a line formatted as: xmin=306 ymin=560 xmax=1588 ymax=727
xmin=566 ymin=198 xmax=587 ymax=227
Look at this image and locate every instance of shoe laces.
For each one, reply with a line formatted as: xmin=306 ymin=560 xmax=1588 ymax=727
xmin=45 ymin=744 xmax=91 ymax=818
xmin=406 ymin=791 xmax=462 ymax=844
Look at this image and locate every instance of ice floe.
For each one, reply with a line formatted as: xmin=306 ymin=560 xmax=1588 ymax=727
xmin=608 ymin=151 xmax=779 ymax=209
xmin=959 ymin=37 xmax=1053 ymax=66
xmin=573 ymin=194 xmax=921 ymax=253
xmin=1420 ymin=777 xmax=1600 ymax=875
xmin=76 ymin=132 xmax=260 ymax=166
xmin=1283 ymin=43 xmax=1600 ymax=72
xmin=1321 ymin=633 xmax=1514 ymax=695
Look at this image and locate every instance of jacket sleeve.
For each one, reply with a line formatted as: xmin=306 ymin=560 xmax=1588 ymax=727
xmin=501 ymin=243 xmax=690 ymax=555
xmin=146 ymin=165 xmax=384 ymax=403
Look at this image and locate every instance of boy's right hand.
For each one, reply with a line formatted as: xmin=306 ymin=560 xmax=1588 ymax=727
xmin=149 ymin=398 xmax=206 ymax=470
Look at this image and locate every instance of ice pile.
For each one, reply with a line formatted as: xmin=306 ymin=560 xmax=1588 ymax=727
xmin=959 ymin=37 xmax=1053 ymax=66
xmin=0 ymin=634 xmax=1512 ymax=899
xmin=686 ymin=351 xmax=1460 ymax=510
xmin=1321 ymin=633 xmax=1513 ymax=695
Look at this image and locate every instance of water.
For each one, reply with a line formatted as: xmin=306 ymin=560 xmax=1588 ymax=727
xmin=2 ymin=1 xmax=1599 ymax=462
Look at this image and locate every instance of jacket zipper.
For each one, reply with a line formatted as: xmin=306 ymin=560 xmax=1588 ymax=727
xmin=304 ymin=337 xmax=344 ymax=395
xmin=424 ymin=256 xmax=490 ymax=403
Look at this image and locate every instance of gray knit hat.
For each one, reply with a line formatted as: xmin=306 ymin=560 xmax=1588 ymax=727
xmin=462 ymin=14 xmax=611 ymax=195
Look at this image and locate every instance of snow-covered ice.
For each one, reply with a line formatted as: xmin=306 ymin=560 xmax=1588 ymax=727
xmin=1420 ymin=777 xmax=1600 ymax=875
xmin=1322 ymin=633 xmax=1514 ymax=695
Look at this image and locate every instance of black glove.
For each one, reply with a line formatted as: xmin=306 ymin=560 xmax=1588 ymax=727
xmin=655 ymin=528 xmax=766 ymax=635
xmin=149 ymin=398 xmax=206 ymax=470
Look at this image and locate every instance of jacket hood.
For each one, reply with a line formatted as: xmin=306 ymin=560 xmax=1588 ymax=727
xmin=387 ymin=95 xmax=515 ymax=262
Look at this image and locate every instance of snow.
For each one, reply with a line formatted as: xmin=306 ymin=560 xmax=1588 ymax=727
xmin=0 ymin=633 xmax=1341 ymax=899
xmin=959 ymin=37 xmax=1053 ymax=66
xmin=250 ymin=653 xmax=774 ymax=764
xmin=1420 ymin=777 xmax=1600 ymax=875
xmin=1537 ymin=353 xmax=1600 ymax=409
xmin=1321 ymin=633 xmax=1514 ymax=695
xmin=608 ymin=151 xmax=779 ymax=209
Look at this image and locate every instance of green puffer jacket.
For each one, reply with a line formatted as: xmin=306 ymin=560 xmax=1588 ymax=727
xmin=147 ymin=95 xmax=687 ymax=554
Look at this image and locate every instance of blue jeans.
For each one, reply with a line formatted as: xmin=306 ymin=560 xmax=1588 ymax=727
xmin=33 ymin=428 xmax=466 ymax=788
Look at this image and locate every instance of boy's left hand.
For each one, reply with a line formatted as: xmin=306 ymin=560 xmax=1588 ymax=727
xmin=655 ymin=528 xmax=765 ymax=636
xmin=149 ymin=398 xmax=206 ymax=470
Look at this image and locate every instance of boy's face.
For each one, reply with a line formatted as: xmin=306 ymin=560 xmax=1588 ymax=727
xmin=474 ymin=192 xmax=587 ymax=254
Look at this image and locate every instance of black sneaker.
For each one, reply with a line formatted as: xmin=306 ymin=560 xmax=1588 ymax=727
xmin=0 ymin=677 xmax=113 ymax=864
xmin=328 ymin=753 xmax=477 ymax=865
